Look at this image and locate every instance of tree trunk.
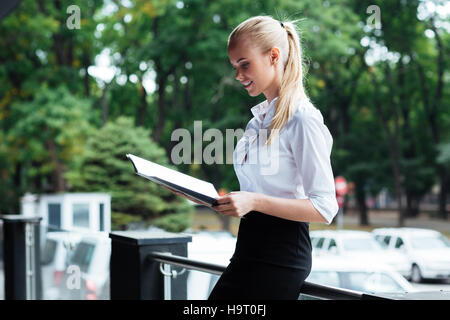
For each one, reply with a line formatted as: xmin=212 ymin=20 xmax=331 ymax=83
xmin=152 ymin=71 xmax=167 ymax=143
xmin=137 ymin=79 xmax=147 ymax=127
xmin=100 ymin=83 xmax=109 ymax=126
xmin=438 ymin=166 xmax=448 ymax=219
xmin=369 ymin=70 xmax=405 ymax=226
xmin=44 ymin=128 xmax=65 ymax=192
xmin=355 ymin=183 xmax=369 ymax=226
xmin=414 ymin=19 xmax=446 ymax=219
xmin=83 ymin=53 xmax=91 ymax=97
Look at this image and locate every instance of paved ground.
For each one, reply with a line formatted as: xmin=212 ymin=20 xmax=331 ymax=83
xmin=340 ymin=210 xmax=450 ymax=234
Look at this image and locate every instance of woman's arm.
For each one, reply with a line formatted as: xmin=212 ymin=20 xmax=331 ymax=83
xmin=253 ymin=193 xmax=329 ymax=223
xmin=212 ymin=191 xmax=328 ymax=224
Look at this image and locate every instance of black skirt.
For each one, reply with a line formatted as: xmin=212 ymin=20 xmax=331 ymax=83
xmin=208 ymin=210 xmax=312 ymax=300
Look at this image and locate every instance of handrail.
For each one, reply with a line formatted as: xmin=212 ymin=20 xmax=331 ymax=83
xmin=147 ymin=251 xmax=389 ymax=300
xmin=148 ymin=251 xmax=225 ymax=275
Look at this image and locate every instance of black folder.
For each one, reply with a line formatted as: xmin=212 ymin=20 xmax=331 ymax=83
xmin=126 ymin=154 xmax=219 ymax=207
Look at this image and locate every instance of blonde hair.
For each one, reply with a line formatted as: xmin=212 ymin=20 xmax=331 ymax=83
xmin=228 ymin=16 xmax=308 ymax=146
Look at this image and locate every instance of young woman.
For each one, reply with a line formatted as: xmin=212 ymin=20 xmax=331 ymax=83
xmin=165 ymin=16 xmax=338 ymax=299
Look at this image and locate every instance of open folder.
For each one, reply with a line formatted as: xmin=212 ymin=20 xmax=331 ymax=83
xmin=126 ymin=154 xmax=219 ymax=207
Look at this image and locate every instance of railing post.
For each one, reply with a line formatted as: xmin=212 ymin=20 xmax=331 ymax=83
xmin=0 ymin=215 xmax=42 ymax=300
xmin=109 ymin=231 xmax=192 ymax=300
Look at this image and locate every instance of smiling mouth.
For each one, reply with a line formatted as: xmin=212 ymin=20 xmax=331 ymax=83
xmin=242 ymin=81 xmax=253 ymax=89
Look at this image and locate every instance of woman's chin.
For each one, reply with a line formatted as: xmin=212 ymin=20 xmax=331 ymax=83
xmin=247 ymin=90 xmax=260 ymax=97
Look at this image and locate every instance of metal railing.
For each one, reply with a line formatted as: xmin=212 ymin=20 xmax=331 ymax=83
xmin=148 ymin=251 xmax=389 ymax=300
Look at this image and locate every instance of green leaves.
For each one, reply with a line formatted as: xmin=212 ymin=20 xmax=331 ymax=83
xmin=65 ymin=116 xmax=194 ymax=220
xmin=7 ymin=86 xmax=92 ymax=185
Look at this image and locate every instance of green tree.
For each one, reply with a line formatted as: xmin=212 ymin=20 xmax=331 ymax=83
xmin=65 ymin=116 xmax=194 ymax=221
xmin=6 ymin=86 xmax=93 ymax=194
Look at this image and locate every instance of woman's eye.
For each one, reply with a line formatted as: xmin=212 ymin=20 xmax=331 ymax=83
xmin=231 ymin=62 xmax=249 ymax=71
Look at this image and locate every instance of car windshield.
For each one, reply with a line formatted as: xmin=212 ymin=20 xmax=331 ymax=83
xmin=342 ymin=238 xmax=382 ymax=252
xmin=41 ymin=239 xmax=57 ymax=265
xmin=70 ymin=241 xmax=96 ymax=272
xmin=342 ymin=272 xmax=404 ymax=293
xmin=409 ymin=235 xmax=450 ymax=249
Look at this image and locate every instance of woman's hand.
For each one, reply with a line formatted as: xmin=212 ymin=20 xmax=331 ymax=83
xmin=212 ymin=191 xmax=257 ymax=218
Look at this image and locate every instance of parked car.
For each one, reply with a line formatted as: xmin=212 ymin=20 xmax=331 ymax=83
xmin=310 ymin=230 xmax=412 ymax=279
xmin=58 ymin=232 xmax=111 ymax=300
xmin=40 ymin=231 xmax=83 ymax=299
xmin=372 ymin=227 xmax=450 ymax=283
xmin=305 ymin=255 xmax=416 ymax=296
xmin=186 ymin=231 xmax=236 ymax=300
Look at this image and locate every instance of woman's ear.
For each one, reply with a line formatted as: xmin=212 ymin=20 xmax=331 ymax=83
xmin=270 ymin=47 xmax=281 ymax=65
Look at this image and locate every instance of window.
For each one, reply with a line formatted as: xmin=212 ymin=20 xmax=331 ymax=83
xmin=48 ymin=203 xmax=61 ymax=230
xmin=315 ymin=237 xmax=325 ymax=250
xmin=382 ymin=235 xmax=391 ymax=247
xmin=365 ymin=273 xmax=404 ymax=293
xmin=342 ymin=238 xmax=382 ymax=252
xmin=374 ymin=235 xmax=390 ymax=249
xmin=99 ymin=203 xmax=104 ymax=232
xmin=328 ymin=239 xmax=337 ymax=251
xmin=73 ymin=203 xmax=90 ymax=228
xmin=70 ymin=241 xmax=95 ymax=273
xmin=41 ymin=239 xmax=57 ymax=265
xmin=307 ymin=271 xmax=340 ymax=288
xmin=410 ymin=235 xmax=450 ymax=249
xmin=394 ymin=237 xmax=404 ymax=249
xmin=341 ymin=272 xmax=372 ymax=292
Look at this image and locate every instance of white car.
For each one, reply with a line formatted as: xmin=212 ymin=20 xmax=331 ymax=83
xmin=58 ymin=232 xmax=111 ymax=300
xmin=310 ymin=230 xmax=412 ymax=279
xmin=306 ymin=255 xmax=416 ymax=296
xmin=372 ymin=228 xmax=450 ymax=283
xmin=40 ymin=232 xmax=83 ymax=299
xmin=186 ymin=231 xmax=236 ymax=299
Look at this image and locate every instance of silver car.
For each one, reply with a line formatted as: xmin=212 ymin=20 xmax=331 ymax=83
xmin=310 ymin=230 xmax=412 ymax=279
xmin=306 ymin=255 xmax=416 ymax=296
xmin=372 ymin=228 xmax=450 ymax=283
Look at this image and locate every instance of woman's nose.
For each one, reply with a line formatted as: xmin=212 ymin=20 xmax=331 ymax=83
xmin=235 ymin=69 xmax=243 ymax=81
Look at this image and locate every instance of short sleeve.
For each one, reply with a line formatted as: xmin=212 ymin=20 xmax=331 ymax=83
xmin=289 ymin=109 xmax=339 ymax=224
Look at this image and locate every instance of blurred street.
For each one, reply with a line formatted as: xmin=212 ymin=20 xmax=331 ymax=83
xmin=191 ymin=207 xmax=450 ymax=236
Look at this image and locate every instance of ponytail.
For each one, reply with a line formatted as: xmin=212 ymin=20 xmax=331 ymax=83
xmin=266 ymin=21 xmax=307 ymax=146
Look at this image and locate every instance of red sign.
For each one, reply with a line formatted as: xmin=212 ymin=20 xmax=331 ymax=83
xmin=335 ymin=176 xmax=348 ymax=196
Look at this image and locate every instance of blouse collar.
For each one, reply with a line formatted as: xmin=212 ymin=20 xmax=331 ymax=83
xmin=250 ymin=97 xmax=278 ymax=129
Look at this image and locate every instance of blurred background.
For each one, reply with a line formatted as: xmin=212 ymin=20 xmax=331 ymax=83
xmin=0 ymin=0 xmax=449 ymax=300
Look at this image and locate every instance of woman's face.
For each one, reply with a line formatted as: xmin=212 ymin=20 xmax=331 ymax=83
xmin=228 ymin=37 xmax=281 ymax=103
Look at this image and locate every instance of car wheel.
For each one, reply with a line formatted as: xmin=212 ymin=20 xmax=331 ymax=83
xmin=411 ymin=264 xmax=422 ymax=283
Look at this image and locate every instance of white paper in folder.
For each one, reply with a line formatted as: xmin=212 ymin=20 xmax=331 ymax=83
xmin=126 ymin=154 xmax=219 ymax=206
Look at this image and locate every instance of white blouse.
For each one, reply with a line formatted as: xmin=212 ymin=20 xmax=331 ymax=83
xmin=233 ymin=97 xmax=339 ymax=224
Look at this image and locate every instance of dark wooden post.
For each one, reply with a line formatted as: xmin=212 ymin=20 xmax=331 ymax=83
xmin=109 ymin=231 xmax=191 ymax=300
xmin=0 ymin=215 xmax=42 ymax=300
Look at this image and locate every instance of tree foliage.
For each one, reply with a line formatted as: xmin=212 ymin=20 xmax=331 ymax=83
xmin=0 ymin=0 xmax=448 ymax=226
xmin=65 ymin=116 xmax=194 ymax=219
